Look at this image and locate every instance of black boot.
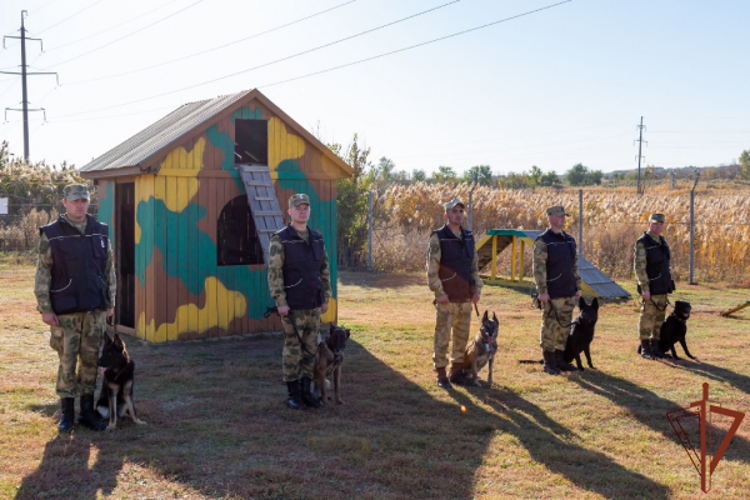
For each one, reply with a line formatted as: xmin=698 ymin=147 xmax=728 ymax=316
xmin=542 ymin=350 xmax=561 ymax=375
xmin=650 ymin=339 xmax=667 ymax=359
xmin=449 ymin=362 xmax=470 ymax=386
xmin=639 ymin=339 xmax=654 ymax=360
xmin=436 ymin=367 xmax=453 ymax=389
xmin=555 ymin=350 xmax=577 ymax=372
xmin=78 ymin=395 xmax=106 ymax=431
xmin=286 ymin=380 xmax=306 ymax=410
xmin=58 ymin=398 xmax=75 ymax=432
xmin=301 ymin=377 xmax=323 ymax=408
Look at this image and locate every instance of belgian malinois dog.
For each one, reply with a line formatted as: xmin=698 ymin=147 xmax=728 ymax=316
xmin=96 ymin=333 xmax=146 ymax=431
xmin=460 ymin=310 xmax=499 ymax=386
xmin=312 ymin=325 xmax=351 ymax=404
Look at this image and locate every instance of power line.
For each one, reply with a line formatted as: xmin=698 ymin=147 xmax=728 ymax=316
xmin=45 ymin=0 xmax=184 ymax=53
xmin=260 ymin=0 xmax=573 ymax=88
xmin=29 ymin=0 xmax=62 ymax=15
xmin=41 ymin=0 xmax=206 ymax=69
xmin=47 ymin=0 xmax=572 ymax=124
xmin=63 ymin=0 xmax=359 ymax=85
xmin=51 ymin=0 xmax=480 ymax=119
xmin=34 ymin=0 xmax=107 ymax=36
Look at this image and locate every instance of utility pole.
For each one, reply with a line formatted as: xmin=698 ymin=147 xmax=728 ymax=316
xmin=1 ymin=11 xmax=58 ymax=162
xmin=633 ymin=116 xmax=647 ymax=195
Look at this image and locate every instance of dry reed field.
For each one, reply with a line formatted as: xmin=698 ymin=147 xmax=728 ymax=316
xmin=2 ymin=264 xmax=750 ymax=499
xmin=369 ymin=183 xmax=750 ymax=283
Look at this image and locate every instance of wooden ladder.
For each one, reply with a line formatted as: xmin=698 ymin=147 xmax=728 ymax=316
xmin=236 ymin=164 xmax=285 ymax=265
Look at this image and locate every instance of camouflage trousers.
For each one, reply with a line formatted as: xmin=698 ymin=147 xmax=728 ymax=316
xmin=433 ymin=301 xmax=472 ymax=369
xmin=639 ymin=294 xmax=668 ymax=340
xmin=281 ymin=309 xmax=321 ymax=382
xmin=540 ymin=297 xmax=576 ymax=352
xmin=49 ymin=311 xmax=106 ymax=398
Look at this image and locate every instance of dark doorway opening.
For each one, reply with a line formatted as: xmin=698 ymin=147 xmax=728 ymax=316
xmin=217 ymin=195 xmax=264 ymax=266
xmin=235 ymin=119 xmax=268 ymax=164
xmin=116 ymin=182 xmax=135 ymax=328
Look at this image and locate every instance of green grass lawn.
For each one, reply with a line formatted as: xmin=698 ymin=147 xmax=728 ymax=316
xmin=1 ymin=266 xmax=749 ymax=499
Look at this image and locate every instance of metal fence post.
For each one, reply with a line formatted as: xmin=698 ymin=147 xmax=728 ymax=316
xmin=689 ymin=189 xmax=695 ymax=284
xmin=578 ymin=189 xmax=583 ymax=256
xmin=368 ymin=190 xmax=373 ymax=272
xmin=689 ymin=169 xmax=699 ymax=284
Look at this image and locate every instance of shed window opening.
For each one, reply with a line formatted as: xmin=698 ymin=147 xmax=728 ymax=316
xmin=235 ymin=119 xmax=268 ymax=165
xmin=217 ymin=195 xmax=264 ymax=266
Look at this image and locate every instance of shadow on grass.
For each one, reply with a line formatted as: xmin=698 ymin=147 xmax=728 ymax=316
xmin=454 ymin=386 xmax=671 ymax=499
xmin=672 ymin=360 xmax=750 ymax=394
xmin=572 ymin=370 xmax=750 ymax=465
xmin=17 ymin=336 xmax=671 ymax=500
xmin=16 ymin=434 xmax=123 ymax=500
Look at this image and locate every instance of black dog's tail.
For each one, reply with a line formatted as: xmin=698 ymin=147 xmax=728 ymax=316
xmin=518 ymin=359 xmax=544 ymax=365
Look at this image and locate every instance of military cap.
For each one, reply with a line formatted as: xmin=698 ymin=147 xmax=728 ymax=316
xmin=546 ymin=205 xmax=569 ymax=216
xmin=649 ymin=213 xmax=666 ymax=223
xmin=444 ymin=199 xmax=466 ymax=211
xmin=63 ymin=184 xmax=90 ymax=201
xmin=288 ymin=193 xmax=310 ymax=209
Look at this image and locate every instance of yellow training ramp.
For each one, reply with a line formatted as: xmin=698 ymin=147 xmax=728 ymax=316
xmin=476 ymin=229 xmax=631 ymax=299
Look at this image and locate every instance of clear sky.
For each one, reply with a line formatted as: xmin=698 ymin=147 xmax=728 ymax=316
xmin=0 ymin=0 xmax=748 ymax=176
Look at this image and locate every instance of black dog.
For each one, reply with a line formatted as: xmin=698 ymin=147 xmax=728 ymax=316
xmin=563 ymin=297 xmax=599 ymax=371
xmin=96 ymin=333 xmax=146 ymax=430
xmin=658 ymin=300 xmax=694 ymax=360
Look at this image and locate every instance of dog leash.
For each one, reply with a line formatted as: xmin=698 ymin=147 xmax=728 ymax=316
xmin=264 ymin=306 xmax=316 ymax=357
xmin=474 ymin=302 xmax=481 ymax=320
xmin=544 ymin=299 xmax=576 ymax=329
xmin=639 ymin=296 xmax=671 ymax=312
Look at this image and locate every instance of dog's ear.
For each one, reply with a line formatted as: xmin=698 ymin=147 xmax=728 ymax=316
xmin=330 ymin=324 xmax=335 ymax=333
xmin=113 ymin=333 xmax=124 ymax=348
xmin=102 ymin=332 xmax=112 ymax=344
xmin=578 ymin=297 xmax=586 ymax=308
xmin=345 ymin=329 xmax=351 ymax=339
xmin=591 ymin=297 xmax=599 ymax=309
xmin=482 ymin=310 xmax=488 ymax=321
xmin=492 ymin=312 xmax=498 ymax=323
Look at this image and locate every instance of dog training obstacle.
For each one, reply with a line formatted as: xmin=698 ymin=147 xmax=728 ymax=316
xmin=720 ymin=300 xmax=750 ymax=317
xmin=475 ymin=229 xmax=631 ymax=299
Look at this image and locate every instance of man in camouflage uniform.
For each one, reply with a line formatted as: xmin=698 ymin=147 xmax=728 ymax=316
xmin=533 ymin=205 xmax=581 ymax=375
xmin=427 ymin=199 xmax=482 ymax=389
xmin=634 ymin=213 xmax=674 ymax=359
xmin=35 ymin=184 xmax=115 ymax=432
xmin=268 ymin=193 xmax=332 ymax=409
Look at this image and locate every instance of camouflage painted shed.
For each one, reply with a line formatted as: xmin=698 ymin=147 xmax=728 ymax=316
xmin=80 ymin=89 xmax=353 ymax=342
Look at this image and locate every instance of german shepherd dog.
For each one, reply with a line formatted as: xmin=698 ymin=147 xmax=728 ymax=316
xmin=657 ymin=300 xmax=694 ymax=360
xmin=312 ymin=325 xmax=350 ymax=405
xmin=563 ymin=297 xmax=599 ymax=371
xmin=96 ymin=333 xmax=146 ymax=430
xmin=460 ymin=310 xmax=499 ymax=386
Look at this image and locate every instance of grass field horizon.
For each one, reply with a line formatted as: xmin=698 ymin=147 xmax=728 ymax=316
xmin=2 ymin=266 xmax=750 ymax=499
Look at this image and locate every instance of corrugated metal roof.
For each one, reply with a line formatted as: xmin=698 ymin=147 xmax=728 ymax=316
xmin=80 ymin=89 xmax=253 ymax=173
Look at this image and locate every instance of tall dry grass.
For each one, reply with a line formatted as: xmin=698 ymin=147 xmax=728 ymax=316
xmin=370 ymin=183 xmax=750 ymax=283
xmin=0 ymin=209 xmax=59 ymax=252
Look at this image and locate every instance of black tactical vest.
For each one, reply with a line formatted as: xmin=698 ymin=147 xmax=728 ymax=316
xmin=434 ymin=225 xmax=475 ymax=302
xmin=40 ymin=215 xmax=110 ymax=315
xmin=539 ymin=229 xmax=578 ymax=299
xmin=277 ymin=224 xmax=325 ymax=310
xmin=637 ymin=232 xmax=674 ymax=295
